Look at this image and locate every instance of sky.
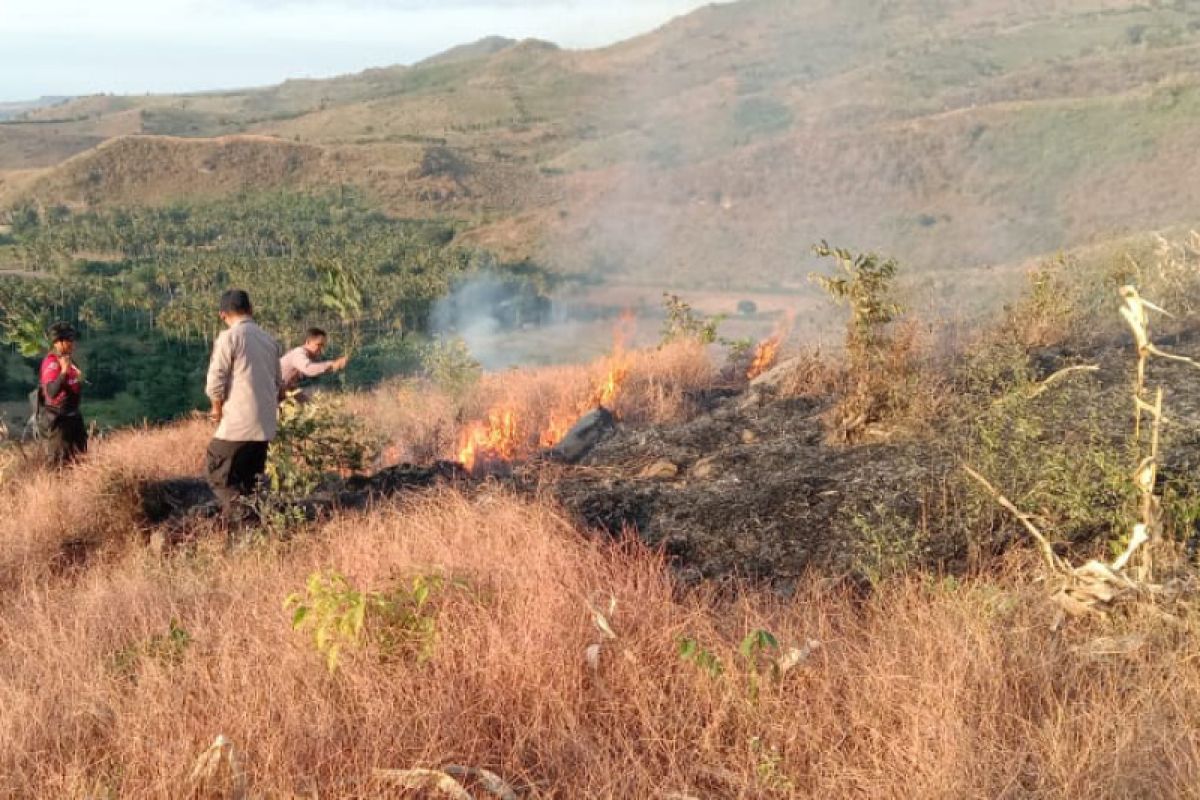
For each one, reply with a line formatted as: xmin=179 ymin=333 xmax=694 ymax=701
xmin=0 ymin=0 xmax=713 ymax=102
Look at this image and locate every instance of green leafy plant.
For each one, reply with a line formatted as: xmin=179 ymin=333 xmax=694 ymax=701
xmin=285 ymin=571 xmax=448 ymax=672
xmin=749 ymin=735 xmax=796 ymax=793
xmin=959 ymin=352 xmax=1133 ymax=562
xmin=246 ymin=494 xmax=309 ymax=540
xmin=316 ymin=257 xmax=365 ymax=357
xmin=849 ymin=503 xmax=927 ymax=586
xmin=810 ymin=241 xmax=902 ymax=354
xmin=660 ymin=292 xmax=752 ymax=360
xmin=739 ymin=629 xmax=779 ymax=665
xmin=739 ymin=628 xmax=783 ymax=702
xmin=661 ymin=293 xmax=724 ymax=345
xmin=678 ymin=628 xmax=809 ymax=704
xmin=677 ymin=635 xmax=725 ymax=678
xmin=267 ymin=395 xmax=379 ymax=497
xmin=810 ymin=241 xmax=916 ymax=440
xmin=0 ymin=304 xmax=49 ymax=358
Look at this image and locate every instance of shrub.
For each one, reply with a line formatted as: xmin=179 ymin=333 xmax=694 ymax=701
xmin=810 ymin=242 xmax=930 ymax=440
xmin=661 ymin=293 xmax=723 ymax=345
xmin=285 ymin=570 xmax=448 ymax=672
xmin=267 ymin=396 xmax=379 ymax=497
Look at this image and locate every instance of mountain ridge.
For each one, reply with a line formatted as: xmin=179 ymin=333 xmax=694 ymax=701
xmin=5 ymin=0 xmax=1200 ymax=288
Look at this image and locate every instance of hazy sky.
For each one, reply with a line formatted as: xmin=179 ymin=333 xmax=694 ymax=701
xmin=0 ymin=0 xmax=712 ymax=102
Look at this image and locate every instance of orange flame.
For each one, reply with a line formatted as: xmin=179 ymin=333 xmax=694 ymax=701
xmin=748 ymin=337 xmax=782 ymax=379
xmin=461 ymin=312 xmax=641 ymax=464
xmin=590 ymin=362 xmax=629 ymax=409
xmin=458 ymin=408 xmax=519 ymax=472
xmin=540 ymin=409 xmax=577 ymax=448
xmin=747 ymin=310 xmax=796 ymax=379
xmin=589 ymin=310 xmax=636 ymax=410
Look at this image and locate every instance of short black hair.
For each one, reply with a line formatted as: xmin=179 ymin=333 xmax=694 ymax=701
xmin=219 ymin=289 xmax=253 ymax=314
xmin=47 ymin=321 xmax=78 ymax=343
xmin=305 ymin=327 xmax=327 ymax=341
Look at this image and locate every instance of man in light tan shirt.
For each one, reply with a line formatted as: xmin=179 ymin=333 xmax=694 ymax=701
xmin=280 ymin=327 xmax=348 ymax=400
xmin=204 ymin=289 xmax=284 ymax=522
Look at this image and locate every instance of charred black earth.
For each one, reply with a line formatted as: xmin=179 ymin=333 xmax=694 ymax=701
xmin=540 ymin=390 xmax=951 ymax=583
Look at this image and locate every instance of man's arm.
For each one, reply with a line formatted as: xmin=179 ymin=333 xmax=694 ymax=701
xmin=205 ymin=332 xmax=233 ymax=420
xmin=295 ymin=354 xmax=342 ymax=378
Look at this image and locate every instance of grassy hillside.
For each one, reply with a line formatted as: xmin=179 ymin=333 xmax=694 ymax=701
xmin=4 ymin=227 xmax=1200 ymax=795
xmin=5 ymin=0 xmax=1200 ymax=287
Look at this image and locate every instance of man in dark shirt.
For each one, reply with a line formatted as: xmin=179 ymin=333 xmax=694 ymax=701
xmin=39 ymin=322 xmax=86 ymax=467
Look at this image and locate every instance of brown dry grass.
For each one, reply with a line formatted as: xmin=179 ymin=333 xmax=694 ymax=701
xmin=1 ymin=344 xmax=1199 ymax=797
xmin=1 ymin=480 xmax=1198 ymax=797
xmin=349 ymin=340 xmax=715 ymax=465
xmin=0 ymin=418 xmax=209 ymax=587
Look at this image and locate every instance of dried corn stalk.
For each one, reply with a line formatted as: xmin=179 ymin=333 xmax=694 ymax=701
xmin=965 ymin=287 xmax=1198 ymax=613
xmin=373 ymin=768 xmax=472 ymax=799
xmin=188 ymin=735 xmax=246 ymax=800
xmin=1116 ymin=286 xmax=1200 ymax=579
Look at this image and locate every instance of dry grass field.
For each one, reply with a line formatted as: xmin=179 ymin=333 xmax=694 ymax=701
xmin=2 ymin=315 xmax=1199 ymax=797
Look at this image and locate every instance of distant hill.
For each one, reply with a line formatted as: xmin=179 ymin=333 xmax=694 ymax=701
xmin=5 ymin=0 xmax=1200 ymax=288
xmin=0 ymin=96 xmax=72 ymax=121
xmin=417 ymin=36 xmax=521 ymax=67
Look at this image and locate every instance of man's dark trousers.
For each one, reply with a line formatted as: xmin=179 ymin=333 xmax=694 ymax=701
xmin=206 ymin=439 xmax=269 ymax=521
xmin=46 ymin=413 xmax=87 ymax=468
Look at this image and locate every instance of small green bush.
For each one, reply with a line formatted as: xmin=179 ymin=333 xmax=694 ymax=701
xmin=267 ymin=396 xmax=379 ymax=498
xmin=285 ymin=571 xmax=449 ymax=672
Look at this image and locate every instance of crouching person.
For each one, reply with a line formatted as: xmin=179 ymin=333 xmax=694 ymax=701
xmin=40 ymin=322 xmax=87 ymax=468
xmin=279 ymin=327 xmax=349 ymax=402
xmin=204 ymin=289 xmax=283 ymax=523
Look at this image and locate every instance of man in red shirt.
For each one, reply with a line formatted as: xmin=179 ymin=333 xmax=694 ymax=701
xmin=39 ymin=322 xmax=86 ymax=467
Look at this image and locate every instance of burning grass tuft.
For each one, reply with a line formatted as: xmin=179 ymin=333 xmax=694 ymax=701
xmin=352 ymin=338 xmax=714 ymax=471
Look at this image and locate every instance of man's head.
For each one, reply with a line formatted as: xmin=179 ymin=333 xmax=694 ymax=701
xmin=48 ymin=322 xmax=77 ymax=355
xmin=218 ymin=289 xmax=253 ymax=326
xmin=303 ymin=327 xmax=328 ymax=357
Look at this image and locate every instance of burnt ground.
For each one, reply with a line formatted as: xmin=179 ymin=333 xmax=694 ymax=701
xmin=540 ymin=391 xmax=951 ymax=582
xmin=135 ymin=328 xmax=1200 ymax=583
xmin=136 ymin=388 xmax=952 ymax=583
xmin=139 ymin=462 xmax=467 ymax=528
xmin=533 ymin=329 xmax=1200 ymax=582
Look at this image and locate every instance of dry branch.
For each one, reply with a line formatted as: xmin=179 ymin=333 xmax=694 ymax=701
xmin=1026 ymin=364 xmax=1099 ymax=398
xmin=444 ymin=765 xmax=520 ymax=800
xmin=961 ymin=463 xmax=1066 ymax=572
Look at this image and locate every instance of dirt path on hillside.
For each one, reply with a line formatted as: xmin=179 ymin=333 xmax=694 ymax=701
xmin=0 ymin=267 xmax=46 ymax=279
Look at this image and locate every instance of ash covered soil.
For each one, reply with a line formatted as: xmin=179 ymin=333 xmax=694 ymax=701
xmin=532 ymin=332 xmax=1200 ymax=582
xmin=539 ymin=389 xmax=952 ymax=582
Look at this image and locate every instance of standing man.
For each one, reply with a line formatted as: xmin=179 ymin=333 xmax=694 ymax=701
xmin=279 ymin=327 xmax=349 ymax=400
xmin=205 ymin=289 xmax=283 ymax=522
xmin=40 ymin=322 xmax=86 ymax=467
